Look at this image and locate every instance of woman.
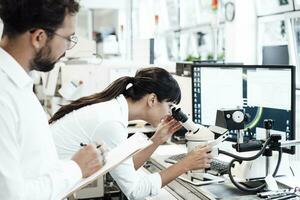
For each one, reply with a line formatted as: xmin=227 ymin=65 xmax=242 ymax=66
xmin=50 ymin=67 xmax=212 ymax=200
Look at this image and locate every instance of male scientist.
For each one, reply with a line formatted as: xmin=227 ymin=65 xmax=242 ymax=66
xmin=0 ymin=0 xmax=104 ymax=199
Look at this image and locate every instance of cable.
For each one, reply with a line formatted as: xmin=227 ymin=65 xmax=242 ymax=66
xmin=289 ymin=166 xmax=295 ymax=176
xmin=219 ymin=137 xmax=271 ymax=161
xmin=219 ymin=138 xmax=283 ymax=193
xmin=228 ymin=147 xmax=282 ymax=193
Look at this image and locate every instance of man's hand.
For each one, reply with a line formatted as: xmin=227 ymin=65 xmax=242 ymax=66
xmin=151 ymin=115 xmax=182 ymax=146
xmin=71 ymin=144 xmax=106 ymax=178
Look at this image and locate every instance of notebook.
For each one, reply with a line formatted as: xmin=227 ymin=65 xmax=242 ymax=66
xmin=58 ymin=132 xmax=152 ymax=199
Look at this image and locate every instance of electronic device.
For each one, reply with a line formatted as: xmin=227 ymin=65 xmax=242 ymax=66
xmin=207 ymin=159 xmax=230 ymax=175
xmin=165 ymin=154 xmax=229 ymax=176
xmin=171 ymin=107 xmax=201 ymax=134
xmin=171 ymin=107 xmax=229 ymax=141
xmin=207 ymin=131 xmax=229 ymax=147
xmin=190 ymin=63 xmax=298 ymax=192
xmin=262 ymin=45 xmax=289 ymax=65
xmin=191 ymin=64 xmax=296 ymax=154
xmin=215 ymin=108 xmax=245 ymax=130
xmin=171 ymin=75 xmax=193 ymax=143
xmin=164 ymin=153 xmax=186 ymax=164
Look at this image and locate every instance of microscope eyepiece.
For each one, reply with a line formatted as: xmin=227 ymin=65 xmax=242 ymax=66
xmin=171 ymin=107 xmax=188 ymax=123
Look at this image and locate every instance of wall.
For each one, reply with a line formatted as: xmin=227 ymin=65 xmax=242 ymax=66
xmin=225 ymin=0 xmax=257 ymax=64
xmin=93 ymin=9 xmax=119 ymax=31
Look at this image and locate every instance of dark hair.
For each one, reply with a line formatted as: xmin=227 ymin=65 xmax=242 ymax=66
xmin=49 ymin=67 xmax=181 ymax=124
xmin=0 ymin=0 xmax=80 ymax=37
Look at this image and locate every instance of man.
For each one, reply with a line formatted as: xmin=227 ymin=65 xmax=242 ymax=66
xmin=0 ymin=0 xmax=104 ymax=199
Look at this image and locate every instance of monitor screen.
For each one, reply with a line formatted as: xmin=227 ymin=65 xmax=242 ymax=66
xmin=192 ymin=64 xmax=295 ymax=154
xmin=262 ymin=45 xmax=289 ymax=65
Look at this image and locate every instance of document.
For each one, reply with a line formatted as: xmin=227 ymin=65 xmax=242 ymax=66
xmin=58 ymin=132 xmax=152 ymax=199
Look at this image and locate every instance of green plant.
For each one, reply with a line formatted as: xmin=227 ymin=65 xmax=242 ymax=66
xmin=207 ymin=53 xmax=214 ymax=60
xmin=217 ymin=52 xmax=225 ymax=61
xmin=185 ymin=55 xmax=201 ymax=62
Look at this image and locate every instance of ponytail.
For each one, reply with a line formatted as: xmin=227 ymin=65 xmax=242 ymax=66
xmin=49 ymin=67 xmax=181 ymax=124
xmin=49 ymin=76 xmax=133 ymax=124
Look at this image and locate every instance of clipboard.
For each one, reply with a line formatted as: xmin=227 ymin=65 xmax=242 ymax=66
xmin=58 ymin=132 xmax=153 ymax=199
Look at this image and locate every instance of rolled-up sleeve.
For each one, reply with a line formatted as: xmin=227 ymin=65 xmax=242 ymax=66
xmin=110 ymin=158 xmax=162 ymax=200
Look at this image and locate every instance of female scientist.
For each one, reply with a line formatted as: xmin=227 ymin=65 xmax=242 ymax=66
xmin=49 ymin=67 xmax=212 ymax=200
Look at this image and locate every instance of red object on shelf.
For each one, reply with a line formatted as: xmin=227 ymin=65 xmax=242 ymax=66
xmin=212 ymin=0 xmax=218 ymax=10
xmin=154 ymin=15 xmax=159 ymax=25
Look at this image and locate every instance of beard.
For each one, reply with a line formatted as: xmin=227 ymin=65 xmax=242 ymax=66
xmin=30 ymin=43 xmax=65 ymax=72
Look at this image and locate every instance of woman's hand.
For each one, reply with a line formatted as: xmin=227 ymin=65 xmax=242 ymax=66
xmin=150 ymin=115 xmax=182 ymax=146
xmin=180 ymin=145 xmax=213 ymax=171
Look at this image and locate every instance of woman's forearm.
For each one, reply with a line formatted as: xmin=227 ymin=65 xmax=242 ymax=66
xmin=133 ymin=141 xmax=160 ymax=170
xmin=159 ymin=161 xmax=189 ymax=187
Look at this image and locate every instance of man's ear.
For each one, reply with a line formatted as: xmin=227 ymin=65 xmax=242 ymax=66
xmin=147 ymin=93 xmax=157 ymax=107
xmin=30 ymin=29 xmax=47 ymax=50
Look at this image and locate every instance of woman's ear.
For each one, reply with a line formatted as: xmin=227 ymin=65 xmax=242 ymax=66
xmin=147 ymin=93 xmax=157 ymax=107
xmin=30 ymin=29 xmax=47 ymax=50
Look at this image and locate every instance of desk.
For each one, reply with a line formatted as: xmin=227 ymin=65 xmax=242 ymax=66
xmin=144 ymin=144 xmax=286 ymax=200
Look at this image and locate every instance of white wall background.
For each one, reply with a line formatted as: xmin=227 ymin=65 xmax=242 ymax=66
xmin=225 ymin=0 xmax=257 ymax=64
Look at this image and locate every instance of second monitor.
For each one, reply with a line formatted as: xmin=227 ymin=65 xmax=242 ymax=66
xmin=191 ymin=64 xmax=295 ymax=154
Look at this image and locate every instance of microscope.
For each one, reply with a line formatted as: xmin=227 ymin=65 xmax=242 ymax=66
xmin=214 ymin=108 xmax=300 ymax=193
xmin=172 ymin=107 xmax=300 ymax=192
xmin=171 ymin=107 xmax=229 ymax=143
xmin=171 ymin=107 xmax=229 ymax=184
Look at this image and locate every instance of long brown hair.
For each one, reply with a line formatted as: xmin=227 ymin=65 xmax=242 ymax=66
xmin=49 ymin=67 xmax=181 ymax=124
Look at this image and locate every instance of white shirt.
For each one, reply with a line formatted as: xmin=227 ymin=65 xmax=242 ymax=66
xmin=51 ymin=95 xmax=162 ymax=200
xmin=0 ymin=48 xmax=82 ymax=200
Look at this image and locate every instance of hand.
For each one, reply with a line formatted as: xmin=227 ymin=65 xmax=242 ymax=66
xmin=151 ymin=115 xmax=182 ymax=145
xmin=180 ymin=145 xmax=213 ymax=171
xmin=71 ymin=144 xmax=106 ymax=178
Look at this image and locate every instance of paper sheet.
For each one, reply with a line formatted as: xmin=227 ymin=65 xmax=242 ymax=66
xmin=58 ymin=132 xmax=152 ymax=199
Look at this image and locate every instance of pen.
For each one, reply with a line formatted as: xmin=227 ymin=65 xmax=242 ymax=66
xmin=80 ymin=143 xmax=101 ymax=148
xmin=267 ymin=193 xmax=297 ymax=200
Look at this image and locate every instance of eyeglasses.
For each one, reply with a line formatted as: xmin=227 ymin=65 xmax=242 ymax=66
xmin=51 ymin=32 xmax=78 ymax=50
xmin=30 ymin=28 xmax=78 ymax=50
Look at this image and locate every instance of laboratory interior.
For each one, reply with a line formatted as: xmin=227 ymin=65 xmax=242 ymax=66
xmin=2 ymin=0 xmax=300 ymax=199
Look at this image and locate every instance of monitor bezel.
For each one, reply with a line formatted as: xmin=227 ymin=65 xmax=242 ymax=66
xmin=191 ymin=64 xmax=296 ymax=154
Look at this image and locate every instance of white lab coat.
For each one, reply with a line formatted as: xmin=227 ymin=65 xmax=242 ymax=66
xmin=0 ymin=48 xmax=82 ymax=200
xmin=51 ymin=94 xmax=162 ymax=200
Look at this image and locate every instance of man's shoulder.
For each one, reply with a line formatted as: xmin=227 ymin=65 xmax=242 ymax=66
xmin=0 ymin=68 xmax=17 ymax=89
xmin=0 ymin=69 xmax=19 ymax=105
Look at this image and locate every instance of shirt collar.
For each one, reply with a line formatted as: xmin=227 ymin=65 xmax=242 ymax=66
xmin=0 ymin=47 xmax=33 ymax=88
xmin=116 ymin=94 xmax=129 ymax=127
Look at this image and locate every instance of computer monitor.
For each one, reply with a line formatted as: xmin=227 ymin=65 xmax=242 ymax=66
xmin=192 ymin=64 xmax=295 ymax=154
xmin=262 ymin=45 xmax=289 ymax=65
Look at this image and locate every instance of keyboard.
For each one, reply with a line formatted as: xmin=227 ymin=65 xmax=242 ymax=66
xmin=209 ymin=159 xmax=229 ymax=175
xmin=164 ymin=153 xmax=187 ymax=164
xmin=165 ymin=154 xmax=229 ymax=175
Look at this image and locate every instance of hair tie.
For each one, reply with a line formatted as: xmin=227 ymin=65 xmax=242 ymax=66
xmin=126 ymin=77 xmax=135 ymax=90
